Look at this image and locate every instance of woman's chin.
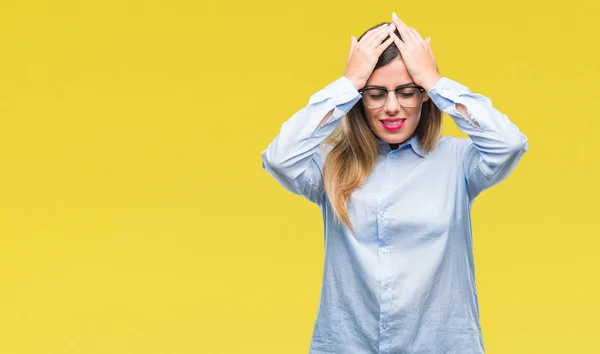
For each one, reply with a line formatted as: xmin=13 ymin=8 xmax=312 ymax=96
xmin=379 ymin=130 xmax=413 ymax=144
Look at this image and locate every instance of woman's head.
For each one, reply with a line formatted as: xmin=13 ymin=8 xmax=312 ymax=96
xmin=322 ymin=22 xmax=443 ymax=232
xmin=350 ymin=22 xmax=442 ymax=151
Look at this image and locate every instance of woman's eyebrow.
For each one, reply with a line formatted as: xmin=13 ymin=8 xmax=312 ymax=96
xmin=363 ymin=83 xmax=416 ymax=89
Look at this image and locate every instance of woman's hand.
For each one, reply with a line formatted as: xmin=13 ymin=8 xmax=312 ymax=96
xmin=389 ymin=12 xmax=441 ymax=91
xmin=343 ymin=24 xmax=395 ymax=91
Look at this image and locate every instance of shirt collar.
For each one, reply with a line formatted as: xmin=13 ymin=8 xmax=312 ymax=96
xmin=377 ymin=135 xmax=428 ymax=158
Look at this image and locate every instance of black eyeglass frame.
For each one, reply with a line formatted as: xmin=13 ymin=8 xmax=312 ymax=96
xmin=358 ymin=84 xmax=426 ymax=108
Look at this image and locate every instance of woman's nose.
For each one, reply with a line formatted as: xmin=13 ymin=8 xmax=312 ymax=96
xmin=385 ymin=92 xmax=402 ymax=114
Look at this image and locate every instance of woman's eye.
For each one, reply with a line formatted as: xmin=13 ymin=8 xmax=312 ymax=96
xmin=397 ymin=89 xmax=418 ymax=97
xmin=367 ymin=92 xmax=386 ymax=99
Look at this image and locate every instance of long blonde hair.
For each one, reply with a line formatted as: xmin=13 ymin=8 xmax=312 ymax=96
xmin=322 ymin=23 xmax=443 ymax=233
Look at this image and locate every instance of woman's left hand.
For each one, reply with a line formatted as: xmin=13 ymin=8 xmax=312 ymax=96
xmin=389 ymin=12 xmax=441 ymax=91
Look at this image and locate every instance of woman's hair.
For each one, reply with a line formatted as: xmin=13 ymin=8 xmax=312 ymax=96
xmin=321 ymin=22 xmax=443 ymax=233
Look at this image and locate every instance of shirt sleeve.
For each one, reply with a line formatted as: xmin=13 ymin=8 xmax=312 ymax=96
xmin=427 ymin=77 xmax=529 ymax=201
xmin=261 ymin=76 xmax=361 ymax=204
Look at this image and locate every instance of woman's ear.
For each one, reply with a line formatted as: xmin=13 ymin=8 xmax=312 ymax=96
xmin=422 ymin=92 xmax=430 ymax=102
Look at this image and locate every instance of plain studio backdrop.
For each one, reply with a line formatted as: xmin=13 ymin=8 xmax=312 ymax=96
xmin=0 ymin=0 xmax=598 ymax=353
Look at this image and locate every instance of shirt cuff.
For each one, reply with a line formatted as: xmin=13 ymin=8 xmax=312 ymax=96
xmin=427 ymin=77 xmax=472 ymax=112
xmin=308 ymin=76 xmax=361 ymax=107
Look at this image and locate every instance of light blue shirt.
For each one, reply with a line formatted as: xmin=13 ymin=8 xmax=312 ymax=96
xmin=261 ymin=75 xmax=528 ymax=354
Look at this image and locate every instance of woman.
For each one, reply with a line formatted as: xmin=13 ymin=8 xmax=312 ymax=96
xmin=261 ymin=12 xmax=528 ymax=354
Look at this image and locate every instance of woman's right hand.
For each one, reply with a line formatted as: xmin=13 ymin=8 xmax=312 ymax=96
xmin=344 ymin=24 xmax=396 ymax=91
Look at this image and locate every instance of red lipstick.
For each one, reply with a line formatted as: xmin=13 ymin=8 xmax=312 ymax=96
xmin=380 ymin=118 xmax=406 ymax=131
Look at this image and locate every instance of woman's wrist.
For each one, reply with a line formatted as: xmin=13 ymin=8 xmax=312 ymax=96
xmin=343 ymin=75 xmax=364 ymax=91
xmin=420 ymin=73 xmax=442 ymax=92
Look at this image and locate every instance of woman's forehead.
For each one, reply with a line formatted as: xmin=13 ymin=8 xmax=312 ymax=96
xmin=367 ymin=59 xmax=414 ymax=87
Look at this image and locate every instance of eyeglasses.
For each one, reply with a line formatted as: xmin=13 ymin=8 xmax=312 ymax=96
xmin=358 ymin=84 xmax=425 ymax=109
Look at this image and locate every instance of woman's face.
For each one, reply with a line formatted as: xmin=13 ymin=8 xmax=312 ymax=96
xmin=362 ymin=58 xmax=429 ymax=149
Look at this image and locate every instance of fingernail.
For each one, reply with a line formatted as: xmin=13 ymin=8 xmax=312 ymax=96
xmin=392 ymin=12 xmax=398 ymax=19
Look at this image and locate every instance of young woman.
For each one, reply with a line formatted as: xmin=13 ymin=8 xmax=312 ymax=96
xmin=261 ymin=12 xmax=528 ymax=354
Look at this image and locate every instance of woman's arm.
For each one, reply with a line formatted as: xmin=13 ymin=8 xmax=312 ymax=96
xmin=427 ymin=77 xmax=529 ymax=200
xmin=261 ymin=76 xmax=360 ymax=204
xmin=262 ymin=25 xmax=395 ymax=204
xmin=387 ymin=13 xmax=527 ymax=200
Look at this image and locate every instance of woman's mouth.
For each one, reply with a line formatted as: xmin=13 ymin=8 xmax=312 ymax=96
xmin=380 ymin=118 xmax=406 ymax=131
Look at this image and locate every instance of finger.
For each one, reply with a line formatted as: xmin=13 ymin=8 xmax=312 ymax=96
xmin=361 ymin=24 xmax=390 ymax=47
xmin=426 ymin=38 xmax=437 ymax=68
xmin=411 ymin=27 xmax=424 ymax=42
xmin=375 ymin=36 xmax=395 ymax=55
xmin=391 ymin=13 xmax=419 ymax=43
xmin=391 ymin=13 xmax=413 ymax=43
xmin=346 ymin=36 xmax=353 ymax=63
xmin=367 ymin=24 xmax=395 ymax=48
xmin=347 ymin=35 xmax=357 ymax=63
xmin=386 ymin=24 xmax=397 ymax=38
xmin=425 ymin=37 xmax=433 ymax=56
xmin=402 ymin=25 xmax=418 ymax=43
xmin=359 ymin=24 xmax=388 ymax=44
xmin=388 ymin=30 xmax=405 ymax=50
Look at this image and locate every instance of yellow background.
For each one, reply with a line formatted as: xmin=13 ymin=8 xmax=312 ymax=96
xmin=0 ymin=0 xmax=598 ymax=353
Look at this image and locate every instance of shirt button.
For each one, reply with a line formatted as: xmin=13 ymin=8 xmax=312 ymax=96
xmin=381 ymin=247 xmax=389 ymax=254
xmin=379 ymin=211 xmax=384 ymax=217
xmin=382 ymin=323 xmax=388 ymax=329
xmin=383 ymin=284 xmax=389 ymax=290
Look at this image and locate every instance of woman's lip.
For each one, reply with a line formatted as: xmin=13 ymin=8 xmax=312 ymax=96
xmin=381 ymin=120 xmax=405 ymax=131
xmin=380 ymin=118 xmax=406 ymax=122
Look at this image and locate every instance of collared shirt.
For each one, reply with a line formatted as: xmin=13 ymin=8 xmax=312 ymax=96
xmin=261 ymin=75 xmax=528 ymax=354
